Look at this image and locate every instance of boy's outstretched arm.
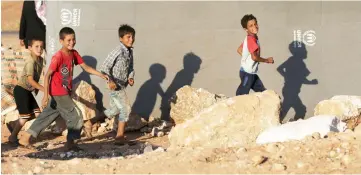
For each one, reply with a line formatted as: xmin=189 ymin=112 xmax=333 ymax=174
xmin=27 ymin=75 xmax=44 ymax=92
xmin=251 ymin=52 xmax=274 ymax=64
xmin=303 ymin=77 xmax=318 ymax=85
xmin=237 ymin=45 xmax=243 ymax=56
xmin=42 ymin=69 xmax=53 ymax=108
xmin=80 ymin=63 xmax=108 ymax=80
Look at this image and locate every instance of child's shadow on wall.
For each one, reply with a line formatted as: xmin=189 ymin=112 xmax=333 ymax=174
xmin=277 ymin=41 xmax=318 ymax=123
xmin=73 ymin=55 xmax=105 ymax=112
xmin=160 ymin=52 xmax=202 ymax=121
xmin=131 ymin=63 xmax=166 ymax=121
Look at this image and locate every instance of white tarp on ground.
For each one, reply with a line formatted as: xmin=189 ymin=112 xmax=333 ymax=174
xmin=256 ymin=115 xmax=347 ymax=145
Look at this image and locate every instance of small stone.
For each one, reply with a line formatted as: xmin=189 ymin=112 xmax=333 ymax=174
xmin=341 ymin=142 xmax=351 ymax=150
xmin=33 ymin=166 xmax=43 ymax=174
xmin=327 ymin=131 xmax=337 ymax=138
xmin=252 ymin=155 xmax=267 ymax=166
xmin=69 ymin=158 xmax=81 ymax=165
xmin=66 ymin=152 xmax=73 ymax=158
xmin=337 ymin=133 xmax=356 ymax=141
xmin=140 ymin=127 xmax=150 ymax=133
xmin=157 ymin=131 xmax=165 ymax=137
xmin=151 ymin=127 xmax=159 ymax=137
xmin=305 ymin=135 xmax=313 ymax=142
xmin=345 ymin=129 xmax=353 ymax=133
xmin=39 ymin=161 xmax=45 ymax=165
xmin=8 ymin=153 xmax=13 ymax=158
xmin=60 ymin=153 xmax=66 ymax=158
xmin=237 ymin=147 xmax=247 ymax=153
xmin=27 ymin=170 xmax=33 ymax=175
xmin=294 ymin=146 xmax=301 ymax=151
xmin=266 ymin=144 xmax=278 ymax=153
xmin=329 ymin=151 xmax=337 ymax=158
xmin=272 ymin=163 xmax=286 ymax=171
xmin=155 ymin=147 xmax=165 ymax=152
xmin=98 ymin=126 xmax=107 ymax=133
xmin=100 ymin=122 xmax=107 ymax=127
xmin=341 ymin=155 xmax=353 ymax=165
xmin=296 ymin=162 xmax=305 ymax=168
xmin=312 ymin=132 xmax=321 ymax=140
xmin=144 ymin=145 xmax=153 ymax=153
xmin=12 ymin=163 xmax=18 ymax=167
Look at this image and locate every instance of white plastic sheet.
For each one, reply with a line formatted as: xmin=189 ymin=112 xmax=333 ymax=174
xmin=256 ymin=115 xmax=347 ymax=144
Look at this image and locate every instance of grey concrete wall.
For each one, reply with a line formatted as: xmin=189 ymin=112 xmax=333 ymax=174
xmin=45 ymin=1 xmax=361 ymax=122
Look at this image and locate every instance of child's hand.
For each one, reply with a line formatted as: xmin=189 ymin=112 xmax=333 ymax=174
xmin=108 ymin=80 xmax=117 ymax=90
xmin=128 ymin=78 xmax=134 ymax=86
xmin=266 ymin=57 xmax=274 ymax=64
xmin=41 ymin=96 xmax=49 ymax=109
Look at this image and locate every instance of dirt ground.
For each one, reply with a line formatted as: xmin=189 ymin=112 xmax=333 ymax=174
xmin=2 ymin=123 xmax=361 ymax=174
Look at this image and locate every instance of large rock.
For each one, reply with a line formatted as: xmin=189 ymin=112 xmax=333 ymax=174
xmin=71 ymin=80 xmax=97 ymax=121
xmin=170 ymin=86 xmax=227 ymax=125
xmin=169 ymin=90 xmax=281 ymax=149
xmin=314 ymin=95 xmax=361 ymax=129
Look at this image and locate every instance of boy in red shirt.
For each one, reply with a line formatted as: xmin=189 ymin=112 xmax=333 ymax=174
xmin=19 ymin=27 xmax=108 ymax=151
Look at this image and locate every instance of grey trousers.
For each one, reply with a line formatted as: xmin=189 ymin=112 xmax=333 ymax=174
xmin=27 ymin=95 xmax=83 ymax=141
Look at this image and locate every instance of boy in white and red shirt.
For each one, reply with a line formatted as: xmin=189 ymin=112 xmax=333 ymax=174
xmin=19 ymin=27 xmax=108 ymax=151
xmin=236 ymin=14 xmax=274 ymax=95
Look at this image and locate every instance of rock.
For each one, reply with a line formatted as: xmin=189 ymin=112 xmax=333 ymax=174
xmin=23 ymin=119 xmax=35 ymax=131
xmin=265 ymin=144 xmax=279 ymax=153
xmin=329 ymin=151 xmax=337 ymax=158
xmin=143 ymin=145 xmax=153 ymax=153
xmin=66 ymin=152 xmax=72 ymax=158
xmin=341 ymin=142 xmax=351 ymax=150
xmin=237 ymin=147 xmax=247 ymax=153
xmin=98 ymin=126 xmax=107 ymax=133
xmin=169 ymin=90 xmax=281 ymax=148
xmin=312 ymin=132 xmax=321 ymax=140
xmin=157 ymin=131 xmax=165 ymax=137
xmin=33 ymin=166 xmax=43 ymax=174
xmin=314 ymin=95 xmax=361 ymax=129
xmin=71 ymin=81 xmax=97 ymax=121
xmin=272 ymin=163 xmax=286 ymax=171
xmin=140 ymin=127 xmax=151 ymax=133
xmin=125 ymin=113 xmax=148 ymax=131
xmin=169 ymin=86 xmax=228 ymax=125
xmin=252 ymin=155 xmax=267 ymax=166
xmin=151 ymin=127 xmax=159 ymax=137
xmin=341 ymin=155 xmax=353 ymax=165
xmin=296 ymin=162 xmax=306 ymax=168
xmin=154 ymin=147 xmax=165 ymax=152
xmin=60 ymin=153 xmax=66 ymax=158
xmin=337 ymin=133 xmax=355 ymax=141
xmin=294 ymin=146 xmax=301 ymax=151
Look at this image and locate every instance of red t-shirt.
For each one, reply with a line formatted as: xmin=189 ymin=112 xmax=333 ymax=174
xmin=49 ymin=50 xmax=84 ymax=96
xmin=240 ymin=35 xmax=260 ymax=56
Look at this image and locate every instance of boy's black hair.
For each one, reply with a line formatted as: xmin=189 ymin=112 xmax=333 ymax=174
xmin=28 ymin=37 xmax=44 ymax=47
xmin=241 ymin=14 xmax=257 ymax=29
xmin=59 ymin=27 xmax=75 ymax=40
xmin=118 ymin=24 xmax=135 ymax=38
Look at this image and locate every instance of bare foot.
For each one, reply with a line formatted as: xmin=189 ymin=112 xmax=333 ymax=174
xmin=18 ymin=132 xmax=32 ymax=146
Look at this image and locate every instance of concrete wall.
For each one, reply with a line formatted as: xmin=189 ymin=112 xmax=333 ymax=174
xmin=45 ymin=1 xmax=361 ymax=122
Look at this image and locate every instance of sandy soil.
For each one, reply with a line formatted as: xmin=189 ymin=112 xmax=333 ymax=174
xmin=1 ymin=123 xmax=361 ymax=174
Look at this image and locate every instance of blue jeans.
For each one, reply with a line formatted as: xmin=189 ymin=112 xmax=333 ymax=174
xmin=104 ymin=90 xmax=131 ymax=124
xmin=236 ymin=71 xmax=266 ymax=95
